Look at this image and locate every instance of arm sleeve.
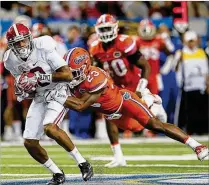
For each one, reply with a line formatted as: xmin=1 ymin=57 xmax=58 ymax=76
xmin=46 ymin=49 xmax=67 ymax=71
xmin=126 ymin=50 xmax=142 ymax=64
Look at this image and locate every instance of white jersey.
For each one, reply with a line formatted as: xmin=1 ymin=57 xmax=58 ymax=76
xmin=3 ymin=36 xmax=67 ymax=96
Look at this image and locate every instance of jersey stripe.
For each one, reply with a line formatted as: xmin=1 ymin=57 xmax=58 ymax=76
xmin=130 ymin=97 xmax=153 ymax=118
xmin=124 ymin=40 xmax=136 ymax=53
xmin=89 ymin=78 xmax=108 ymax=93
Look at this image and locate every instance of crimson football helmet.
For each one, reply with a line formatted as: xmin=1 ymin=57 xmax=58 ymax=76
xmin=138 ymin=19 xmax=156 ymax=40
xmin=64 ymin=47 xmax=91 ymax=87
xmin=95 ymin=14 xmax=119 ymax=43
xmin=6 ymin=23 xmax=33 ymax=59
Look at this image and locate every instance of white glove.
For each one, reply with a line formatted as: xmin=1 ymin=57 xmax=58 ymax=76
xmin=141 ymin=88 xmax=167 ymax=122
xmin=15 ymin=73 xmax=38 ymax=93
xmin=14 ymin=82 xmax=29 ymax=102
xmin=45 ymin=86 xmax=68 ymax=105
xmin=136 ymin=78 xmax=148 ymax=93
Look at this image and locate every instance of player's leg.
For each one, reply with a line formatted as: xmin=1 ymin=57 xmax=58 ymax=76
xmin=23 ymin=100 xmax=64 ymax=185
xmin=43 ymin=101 xmax=93 ymax=181
xmin=122 ymin=91 xmax=209 ymax=161
xmin=105 ymin=121 xmax=126 ymax=168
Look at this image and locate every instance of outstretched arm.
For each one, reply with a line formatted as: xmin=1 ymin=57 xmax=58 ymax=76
xmin=64 ymin=89 xmax=104 ymax=112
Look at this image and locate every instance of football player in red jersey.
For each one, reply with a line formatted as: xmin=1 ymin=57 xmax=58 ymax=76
xmin=89 ymin=14 xmax=151 ymax=167
xmin=45 ymin=47 xmax=209 ymax=163
xmin=136 ymin=19 xmax=174 ymax=94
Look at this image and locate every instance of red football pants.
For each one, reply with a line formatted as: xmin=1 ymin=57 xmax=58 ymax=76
xmin=111 ymin=89 xmax=154 ymax=132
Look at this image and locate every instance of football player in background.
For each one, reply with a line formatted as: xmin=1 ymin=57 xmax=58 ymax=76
xmin=89 ymin=14 xmax=151 ymax=167
xmin=136 ymin=19 xmax=175 ymax=94
xmin=45 ymin=47 xmax=209 ymax=163
xmin=4 ymin=23 xmax=93 ymax=185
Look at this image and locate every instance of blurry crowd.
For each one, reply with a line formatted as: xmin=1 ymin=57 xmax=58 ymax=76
xmin=1 ymin=1 xmax=209 ymax=20
xmin=1 ymin=1 xmax=209 ymax=141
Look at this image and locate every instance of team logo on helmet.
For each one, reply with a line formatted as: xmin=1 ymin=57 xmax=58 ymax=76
xmin=74 ymin=54 xmax=89 ymax=64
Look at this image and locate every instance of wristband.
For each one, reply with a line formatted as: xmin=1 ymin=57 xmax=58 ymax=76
xmin=38 ymin=74 xmax=52 ymax=84
xmin=136 ymin=78 xmax=148 ymax=93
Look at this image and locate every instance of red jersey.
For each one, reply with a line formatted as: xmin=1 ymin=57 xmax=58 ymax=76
xmin=89 ymin=34 xmax=141 ymax=92
xmin=71 ymin=66 xmax=122 ymax=115
xmin=71 ymin=66 xmax=152 ymax=131
xmin=136 ymin=36 xmax=165 ymax=76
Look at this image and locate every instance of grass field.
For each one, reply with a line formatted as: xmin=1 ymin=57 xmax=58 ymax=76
xmin=1 ymin=137 xmax=209 ymax=184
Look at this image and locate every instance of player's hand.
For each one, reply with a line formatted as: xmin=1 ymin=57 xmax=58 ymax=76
xmin=141 ymin=88 xmax=162 ymax=107
xmin=44 ymin=86 xmax=68 ymax=105
xmin=14 ymin=81 xmax=30 ymax=102
xmin=135 ymin=91 xmax=142 ymax=98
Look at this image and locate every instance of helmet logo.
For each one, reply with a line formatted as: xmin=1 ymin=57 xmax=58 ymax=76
xmin=74 ymin=54 xmax=88 ymax=64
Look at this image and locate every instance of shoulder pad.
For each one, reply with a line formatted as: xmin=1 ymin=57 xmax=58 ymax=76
xmin=34 ymin=36 xmax=56 ymax=52
xmin=89 ymin=40 xmax=100 ymax=56
xmin=3 ymin=49 xmax=11 ymax=63
xmin=85 ymin=67 xmax=108 ymax=93
xmin=117 ymin=35 xmax=137 ymax=55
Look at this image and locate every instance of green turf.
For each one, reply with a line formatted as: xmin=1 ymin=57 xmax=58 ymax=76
xmin=2 ymin=142 xmax=209 ymax=180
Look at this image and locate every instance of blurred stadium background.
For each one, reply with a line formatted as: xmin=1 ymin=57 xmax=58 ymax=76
xmin=1 ymin=1 xmax=209 ymax=184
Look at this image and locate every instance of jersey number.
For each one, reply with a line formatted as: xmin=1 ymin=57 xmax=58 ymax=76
xmin=87 ymin=71 xmax=99 ymax=82
xmin=140 ymin=47 xmax=159 ymax=60
xmin=29 ymin=67 xmax=50 ymax=87
xmin=104 ymin=59 xmax=127 ymax=77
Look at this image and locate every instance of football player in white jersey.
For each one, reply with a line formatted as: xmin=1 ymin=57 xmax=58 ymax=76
xmin=3 ymin=23 xmax=93 ymax=185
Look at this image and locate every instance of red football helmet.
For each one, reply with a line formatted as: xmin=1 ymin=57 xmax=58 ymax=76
xmin=95 ymin=14 xmax=118 ymax=43
xmin=64 ymin=47 xmax=91 ymax=87
xmin=138 ymin=20 xmax=156 ymax=40
xmin=6 ymin=23 xmax=33 ymax=59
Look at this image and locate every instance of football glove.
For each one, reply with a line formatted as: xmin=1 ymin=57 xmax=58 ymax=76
xmin=14 ymin=82 xmax=29 ymax=102
xmin=15 ymin=72 xmax=38 ymax=93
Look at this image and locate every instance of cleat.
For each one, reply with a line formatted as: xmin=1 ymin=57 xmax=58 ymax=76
xmin=195 ymin=145 xmax=209 ymax=161
xmin=78 ymin=161 xmax=93 ymax=181
xmin=104 ymin=158 xmax=126 ymax=168
xmin=46 ymin=170 xmax=65 ymax=185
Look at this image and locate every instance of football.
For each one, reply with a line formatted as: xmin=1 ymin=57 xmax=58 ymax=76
xmin=15 ymin=72 xmax=38 ymax=93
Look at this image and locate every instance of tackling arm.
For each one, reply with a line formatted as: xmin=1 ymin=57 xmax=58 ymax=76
xmin=64 ymin=89 xmax=103 ymax=112
xmin=51 ymin=65 xmax=73 ymax=82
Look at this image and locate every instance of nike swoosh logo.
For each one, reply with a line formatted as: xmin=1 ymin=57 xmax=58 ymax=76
xmin=33 ymin=62 xmax=38 ymax=66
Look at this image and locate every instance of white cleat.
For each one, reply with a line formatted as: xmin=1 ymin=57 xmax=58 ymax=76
xmin=195 ymin=145 xmax=209 ymax=161
xmin=104 ymin=159 xmax=127 ymax=168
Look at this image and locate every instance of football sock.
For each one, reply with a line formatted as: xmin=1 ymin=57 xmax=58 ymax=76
xmin=43 ymin=158 xmax=62 ymax=174
xmin=69 ymin=147 xmax=86 ymax=164
xmin=111 ymin=143 xmax=124 ymax=159
xmin=13 ymin=120 xmax=22 ymax=136
xmin=185 ymin=137 xmax=201 ymax=150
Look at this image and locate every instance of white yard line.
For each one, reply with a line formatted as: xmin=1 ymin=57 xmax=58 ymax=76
xmin=1 ymin=148 xmax=191 ymax=152
xmin=1 ymin=164 xmax=208 ymax=168
xmin=2 ymin=154 xmax=208 ymax=161
xmin=91 ymin=154 xmax=209 ymax=161
xmin=1 ymin=136 xmax=208 ymax=146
